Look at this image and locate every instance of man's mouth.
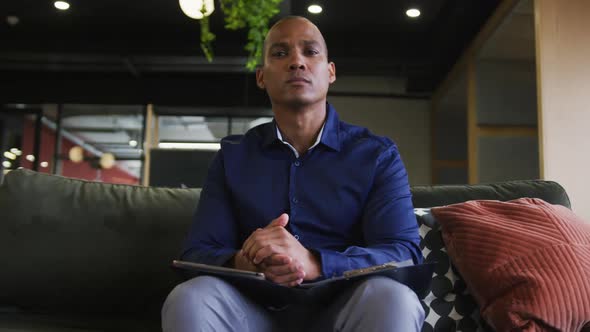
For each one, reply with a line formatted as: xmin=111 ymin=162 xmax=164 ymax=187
xmin=286 ymin=77 xmax=310 ymax=84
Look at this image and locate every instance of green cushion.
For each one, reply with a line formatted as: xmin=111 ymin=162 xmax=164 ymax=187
xmin=0 ymin=169 xmax=199 ymax=315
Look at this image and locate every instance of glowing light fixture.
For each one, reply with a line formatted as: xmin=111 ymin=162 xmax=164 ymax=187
xmin=2 ymin=161 xmax=11 ymax=168
xmin=3 ymin=151 xmax=16 ymax=160
xmin=99 ymin=153 xmax=116 ymax=169
xmin=129 ymin=140 xmax=138 ymax=147
xmin=179 ymin=0 xmax=214 ymax=20
xmin=6 ymin=16 xmax=19 ymax=26
xmin=10 ymin=148 xmax=22 ymax=156
xmin=308 ymin=5 xmax=323 ymax=14
xmin=69 ymin=146 xmax=84 ymax=163
xmin=406 ymin=8 xmax=420 ymax=18
xmin=159 ymin=142 xmax=220 ymax=150
xmin=98 ymin=152 xmax=115 ymax=169
xmin=26 ymin=154 xmax=35 ymax=162
xmin=40 ymin=161 xmax=49 ymax=168
xmin=54 ymin=1 xmax=70 ymax=10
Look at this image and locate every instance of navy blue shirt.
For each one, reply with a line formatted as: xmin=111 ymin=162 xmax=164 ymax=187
xmin=182 ymin=103 xmax=423 ymax=279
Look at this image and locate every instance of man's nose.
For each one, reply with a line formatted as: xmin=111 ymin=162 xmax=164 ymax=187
xmin=288 ymin=54 xmax=306 ymax=70
xmin=289 ymin=62 xmax=305 ymax=70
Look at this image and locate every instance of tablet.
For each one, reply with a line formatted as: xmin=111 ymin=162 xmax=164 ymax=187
xmin=172 ymin=260 xmax=266 ymax=280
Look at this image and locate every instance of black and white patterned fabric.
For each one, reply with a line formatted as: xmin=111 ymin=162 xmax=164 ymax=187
xmin=415 ymin=208 xmax=488 ymax=332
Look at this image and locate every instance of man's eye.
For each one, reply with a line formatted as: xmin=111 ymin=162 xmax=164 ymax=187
xmin=272 ymin=50 xmax=287 ymax=57
xmin=306 ymin=49 xmax=319 ymax=55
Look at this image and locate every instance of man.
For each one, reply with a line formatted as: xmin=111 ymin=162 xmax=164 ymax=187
xmin=162 ymin=16 xmax=424 ymax=331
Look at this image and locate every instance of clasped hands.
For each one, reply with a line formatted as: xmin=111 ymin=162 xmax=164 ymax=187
xmin=233 ymin=213 xmax=321 ymax=287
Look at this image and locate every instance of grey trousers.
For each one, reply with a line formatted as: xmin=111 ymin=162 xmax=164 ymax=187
xmin=162 ymin=275 xmax=425 ymax=332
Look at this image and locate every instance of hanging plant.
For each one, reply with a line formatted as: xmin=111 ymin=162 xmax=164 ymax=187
xmin=200 ymin=15 xmax=215 ymax=62
xmin=199 ymin=0 xmax=283 ymax=70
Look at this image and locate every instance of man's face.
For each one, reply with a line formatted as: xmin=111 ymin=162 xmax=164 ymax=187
xmin=256 ymin=18 xmax=336 ymax=108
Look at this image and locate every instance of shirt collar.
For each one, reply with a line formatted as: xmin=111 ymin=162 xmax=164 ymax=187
xmin=276 ymin=122 xmax=325 ymax=158
xmin=261 ymin=102 xmax=341 ymax=152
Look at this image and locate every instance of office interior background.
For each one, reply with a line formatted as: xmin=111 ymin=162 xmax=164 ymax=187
xmin=1 ymin=0 xmax=589 ymax=219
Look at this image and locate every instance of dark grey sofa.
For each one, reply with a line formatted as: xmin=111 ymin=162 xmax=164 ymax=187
xmin=0 ymin=169 xmax=570 ymax=331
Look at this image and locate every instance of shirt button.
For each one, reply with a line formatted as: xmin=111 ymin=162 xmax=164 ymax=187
xmin=294 ymin=235 xmax=300 ymax=240
xmin=294 ymin=160 xmax=301 ymax=167
xmin=292 ymin=197 xmax=298 ymax=204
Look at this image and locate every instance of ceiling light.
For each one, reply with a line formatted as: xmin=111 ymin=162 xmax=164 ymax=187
xmin=54 ymin=1 xmax=70 ymax=10
xmin=406 ymin=8 xmax=421 ymax=18
xmin=3 ymin=151 xmax=16 ymax=160
xmin=99 ymin=153 xmax=116 ymax=169
xmin=6 ymin=16 xmax=19 ymax=26
xmin=40 ymin=161 xmax=49 ymax=168
xmin=2 ymin=161 xmax=11 ymax=168
xmin=26 ymin=154 xmax=35 ymax=162
xmin=308 ymin=5 xmax=323 ymax=14
xmin=69 ymin=146 xmax=84 ymax=163
xmin=129 ymin=140 xmax=138 ymax=147
xmin=10 ymin=148 xmax=22 ymax=156
xmin=159 ymin=142 xmax=220 ymax=150
xmin=179 ymin=0 xmax=215 ymax=20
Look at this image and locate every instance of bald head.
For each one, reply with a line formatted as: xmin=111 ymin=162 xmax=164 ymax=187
xmin=261 ymin=16 xmax=328 ymax=66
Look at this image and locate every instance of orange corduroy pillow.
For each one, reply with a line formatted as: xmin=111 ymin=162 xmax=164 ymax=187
xmin=431 ymin=198 xmax=590 ymax=332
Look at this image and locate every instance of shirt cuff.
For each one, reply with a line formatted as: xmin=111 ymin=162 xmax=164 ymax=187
xmin=313 ymin=248 xmax=351 ymax=279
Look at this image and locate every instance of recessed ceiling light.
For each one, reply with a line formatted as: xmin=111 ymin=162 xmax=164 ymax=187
xmin=129 ymin=140 xmax=138 ymax=147
xmin=308 ymin=4 xmax=323 ymax=14
xmin=6 ymin=16 xmax=19 ymax=26
xmin=54 ymin=1 xmax=70 ymax=11
xmin=406 ymin=8 xmax=420 ymax=18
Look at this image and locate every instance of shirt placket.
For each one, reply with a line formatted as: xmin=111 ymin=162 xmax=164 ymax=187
xmin=288 ymin=155 xmax=301 ymax=241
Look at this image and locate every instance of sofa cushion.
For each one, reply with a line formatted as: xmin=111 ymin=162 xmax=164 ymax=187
xmin=0 ymin=169 xmax=199 ymax=316
xmin=411 ymin=180 xmax=571 ymax=209
xmin=432 ymin=198 xmax=590 ymax=331
xmin=416 ymin=208 xmax=488 ymax=332
xmin=0 ymin=312 xmax=160 ymax=332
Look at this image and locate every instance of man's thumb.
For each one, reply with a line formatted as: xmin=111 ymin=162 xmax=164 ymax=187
xmin=269 ymin=213 xmax=289 ymax=227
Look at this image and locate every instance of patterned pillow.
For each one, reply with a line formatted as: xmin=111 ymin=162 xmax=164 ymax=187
xmin=415 ymin=208 xmax=488 ymax=332
xmin=431 ymin=199 xmax=590 ymax=331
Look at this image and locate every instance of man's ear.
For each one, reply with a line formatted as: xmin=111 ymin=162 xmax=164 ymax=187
xmin=328 ymin=61 xmax=336 ymax=84
xmin=256 ymin=67 xmax=265 ymax=90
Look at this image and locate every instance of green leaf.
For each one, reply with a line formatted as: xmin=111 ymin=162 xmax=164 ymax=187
xmin=201 ymin=0 xmax=283 ymax=70
xmin=200 ymin=16 xmax=215 ymax=62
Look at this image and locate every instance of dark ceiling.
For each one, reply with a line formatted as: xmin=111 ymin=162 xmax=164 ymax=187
xmin=0 ymin=0 xmax=500 ymax=107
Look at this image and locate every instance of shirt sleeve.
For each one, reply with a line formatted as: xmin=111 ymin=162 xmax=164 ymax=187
xmin=180 ymin=149 xmax=238 ymax=266
xmin=312 ymin=145 xmax=423 ymax=278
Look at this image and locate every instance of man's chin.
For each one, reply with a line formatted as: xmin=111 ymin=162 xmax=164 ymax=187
xmin=285 ymin=100 xmax=317 ymax=109
xmin=273 ymin=95 xmax=322 ymax=109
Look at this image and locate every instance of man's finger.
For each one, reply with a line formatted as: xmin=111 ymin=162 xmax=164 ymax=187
xmin=243 ymin=229 xmax=287 ymax=261
xmin=241 ymin=228 xmax=263 ymax=261
xmin=282 ymin=279 xmax=304 ymax=288
xmin=277 ymin=273 xmax=305 ymax=287
xmin=270 ymin=269 xmax=305 ymax=286
xmin=267 ymin=213 xmax=289 ymax=228
xmin=265 ymin=261 xmax=302 ymax=276
xmin=252 ymin=244 xmax=283 ymax=265
xmin=264 ymin=254 xmax=291 ymax=266
xmin=242 ymin=228 xmax=276 ymax=261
